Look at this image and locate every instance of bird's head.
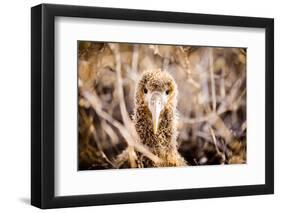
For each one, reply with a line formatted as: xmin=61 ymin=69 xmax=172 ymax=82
xmin=135 ymin=69 xmax=178 ymax=134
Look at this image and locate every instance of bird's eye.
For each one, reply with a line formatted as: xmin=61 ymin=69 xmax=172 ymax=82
xmin=144 ymin=88 xmax=148 ymax=94
xmin=166 ymin=90 xmax=170 ymax=95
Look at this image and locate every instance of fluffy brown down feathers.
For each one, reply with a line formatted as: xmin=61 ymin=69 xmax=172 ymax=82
xmin=133 ymin=69 xmax=187 ymax=167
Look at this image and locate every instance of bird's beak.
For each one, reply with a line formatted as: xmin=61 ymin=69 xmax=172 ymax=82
xmin=149 ymin=92 xmax=163 ymax=135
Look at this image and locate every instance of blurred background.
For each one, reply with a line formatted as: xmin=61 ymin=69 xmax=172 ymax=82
xmin=78 ymin=41 xmax=246 ymax=170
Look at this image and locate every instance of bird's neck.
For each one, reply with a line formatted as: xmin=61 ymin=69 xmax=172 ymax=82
xmin=134 ymin=103 xmax=178 ymax=152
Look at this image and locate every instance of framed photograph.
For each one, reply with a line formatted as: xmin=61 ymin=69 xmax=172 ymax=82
xmin=31 ymin=3 xmax=274 ymax=209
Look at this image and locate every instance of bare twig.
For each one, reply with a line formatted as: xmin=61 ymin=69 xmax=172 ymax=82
xmin=90 ymin=124 xmax=117 ymax=168
xmin=209 ymin=48 xmax=217 ymax=112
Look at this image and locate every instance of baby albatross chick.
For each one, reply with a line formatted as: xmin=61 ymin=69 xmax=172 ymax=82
xmin=134 ymin=69 xmax=187 ymax=167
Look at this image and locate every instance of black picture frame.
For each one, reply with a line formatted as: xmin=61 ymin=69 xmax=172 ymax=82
xmin=31 ymin=3 xmax=274 ymax=209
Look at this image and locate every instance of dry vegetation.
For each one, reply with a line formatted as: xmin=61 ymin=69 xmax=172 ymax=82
xmin=78 ymin=41 xmax=246 ymax=170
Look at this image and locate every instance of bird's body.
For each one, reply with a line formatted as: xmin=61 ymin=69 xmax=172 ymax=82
xmin=133 ymin=69 xmax=186 ymax=167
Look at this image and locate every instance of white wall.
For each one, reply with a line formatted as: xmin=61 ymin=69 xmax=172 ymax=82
xmin=0 ymin=0 xmax=279 ymax=212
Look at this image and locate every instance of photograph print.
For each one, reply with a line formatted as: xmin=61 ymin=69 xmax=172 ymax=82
xmin=78 ymin=41 xmax=246 ymax=170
